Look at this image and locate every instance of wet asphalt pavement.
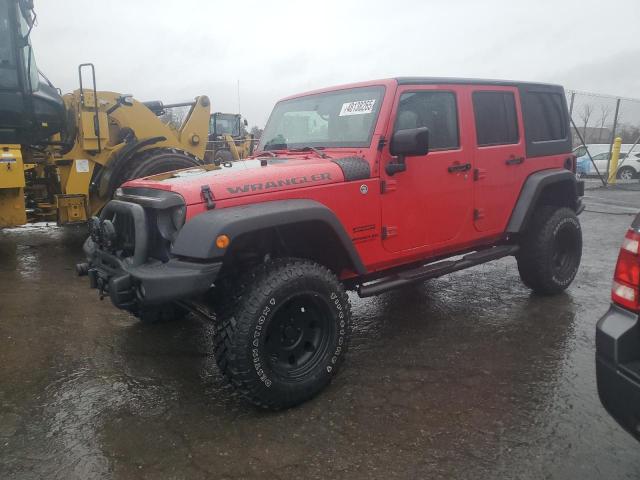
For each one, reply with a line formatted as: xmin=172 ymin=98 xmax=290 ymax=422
xmin=1 ymin=184 xmax=640 ymax=479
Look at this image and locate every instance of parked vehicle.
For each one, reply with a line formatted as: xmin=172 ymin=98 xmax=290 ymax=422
xmin=596 ymin=213 xmax=640 ymax=442
xmin=575 ymin=144 xmax=640 ymax=179
xmin=78 ymin=78 xmax=584 ymax=409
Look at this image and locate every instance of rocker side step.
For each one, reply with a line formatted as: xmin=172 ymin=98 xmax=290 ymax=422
xmin=357 ymin=244 xmax=519 ymax=298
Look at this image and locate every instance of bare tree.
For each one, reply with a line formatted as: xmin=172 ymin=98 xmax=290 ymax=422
xmin=250 ymin=126 xmax=263 ymax=139
xmin=578 ymin=103 xmax=594 ymax=142
xmin=160 ymin=107 xmax=187 ymax=130
xmin=596 ymin=104 xmax=611 ymax=143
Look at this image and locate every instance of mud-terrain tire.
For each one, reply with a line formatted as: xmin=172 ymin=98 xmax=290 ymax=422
xmin=213 ymin=258 xmax=351 ymax=410
xmin=136 ymin=303 xmax=189 ymax=324
xmin=517 ymin=206 xmax=582 ymax=295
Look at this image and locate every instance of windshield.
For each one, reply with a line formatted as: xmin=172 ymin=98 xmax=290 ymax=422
xmin=16 ymin=1 xmax=38 ymax=91
xmin=258 ymin=86 xmax=385 ymax=151
xmin=213 ymin=114 xmax=240 ymax=136
xmin=0 ymin=0 xmax=17 ymax=88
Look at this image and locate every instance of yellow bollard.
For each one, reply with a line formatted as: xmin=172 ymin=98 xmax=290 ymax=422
xmin=608 ymin=137 xmax=623 ymax=184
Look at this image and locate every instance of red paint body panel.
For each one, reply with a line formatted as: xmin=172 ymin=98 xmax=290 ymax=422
xmin=122 ymin=78 xmax=574 ymax=280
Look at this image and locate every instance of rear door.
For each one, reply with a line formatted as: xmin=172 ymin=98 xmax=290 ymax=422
xmin=380 ymin=85 xmax=474 ymax=252
xmin=471 ymin=87 xmax=526 ymax=233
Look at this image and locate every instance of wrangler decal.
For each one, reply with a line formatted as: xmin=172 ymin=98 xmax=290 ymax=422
xmin=226 ymin=173 xmax=332 ymax=195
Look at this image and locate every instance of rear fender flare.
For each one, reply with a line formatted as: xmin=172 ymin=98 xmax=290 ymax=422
xmin=506 ymin=169 xmax=582 ymax=233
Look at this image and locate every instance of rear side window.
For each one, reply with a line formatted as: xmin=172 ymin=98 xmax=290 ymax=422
xmin=394 ymin=91 xmax=459 ymax=150
xmin=525 ymin=93 xmax=566 ymax=141
xmin=473 ymin=91 xmax=519 ymax=146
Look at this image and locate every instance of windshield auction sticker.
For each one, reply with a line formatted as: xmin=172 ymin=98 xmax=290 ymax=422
xmin=339 ymin=99 xmax=376 ymax=116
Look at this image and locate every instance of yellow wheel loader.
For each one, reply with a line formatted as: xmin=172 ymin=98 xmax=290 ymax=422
xmin=205 ymin=112 xmax=254 ymax=163
xmin=0 ymin=0 xmax=211 ymax=228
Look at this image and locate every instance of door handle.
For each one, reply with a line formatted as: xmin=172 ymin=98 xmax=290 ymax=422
xmin=448 ymin=162 xmax=472 ymax=173
xmin=505 ymin=156 xmax=525 ymax=165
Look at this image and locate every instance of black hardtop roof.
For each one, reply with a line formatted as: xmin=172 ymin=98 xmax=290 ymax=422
xmin=395 ymin=77 xmax=564 ymax=91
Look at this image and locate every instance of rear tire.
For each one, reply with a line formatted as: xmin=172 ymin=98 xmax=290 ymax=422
xmin=213 ymin=258 xmax=351 ymax=410
xmin=617 ymin=166 xmax=637 ymax=180
xmin=516 ymin=206 xmax=582 ymax=295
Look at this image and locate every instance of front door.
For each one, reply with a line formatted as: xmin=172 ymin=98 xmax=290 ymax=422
xmin=380 ymin=85 xmax=474 ymax=253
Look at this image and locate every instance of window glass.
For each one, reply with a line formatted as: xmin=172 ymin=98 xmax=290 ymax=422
xmin=0 ymin=1 xmax=18 ymax=88
xmin=395 ymin=91 xmax=459 ymax=150
xmin=525 ymin=92 xmax=566 ymax=142
xmin=258 ymin=86 xmax=384 ymax=150
xmin=473 ymin=91 xmax=519 ymax=146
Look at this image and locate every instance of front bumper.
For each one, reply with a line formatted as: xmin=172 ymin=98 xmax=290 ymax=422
xmin=85 ymin=238 xmax=221 ymax=310
xmin=596 ymin=304 xmax=640 ymax=442
xmin=82 ymin=197 xmax=221 ymax=312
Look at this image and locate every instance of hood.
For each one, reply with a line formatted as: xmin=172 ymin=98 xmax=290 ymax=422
xmin=123 ymin=156 xmax=349 ymax=205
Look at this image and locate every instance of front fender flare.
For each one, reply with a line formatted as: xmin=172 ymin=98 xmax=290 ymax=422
xmin=171 ymin=199 xmax=367 ymax=274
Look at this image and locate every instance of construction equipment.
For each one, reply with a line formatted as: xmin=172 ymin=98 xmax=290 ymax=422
xmin=0 ymin=0 xmax=211 ymax=227
xmin=205 ymin=112 xmax=254 ymax=163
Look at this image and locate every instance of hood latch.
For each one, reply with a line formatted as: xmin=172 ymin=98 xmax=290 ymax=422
xmin=201 ymin=185 xmax=215 ymax=210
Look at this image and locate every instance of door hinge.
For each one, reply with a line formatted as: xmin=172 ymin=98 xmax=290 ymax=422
xmin=473 ymin=208 xmax=485 ymax=221
xmin=473 ymin=168 xmax=487 ymax=181
xmin=377 ymin=136 xmax=387 ymax=151
xmin=201 ymin=184 xmax=215 ymax=210
xmin=381 ymin=225 xmax=398 ymax=239
xmin=380 ymin=179 xmax=397 ymax=194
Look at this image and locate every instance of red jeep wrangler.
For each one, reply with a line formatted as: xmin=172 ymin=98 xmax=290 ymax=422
xmin=80 ymin=78 xmax=584 ymax=409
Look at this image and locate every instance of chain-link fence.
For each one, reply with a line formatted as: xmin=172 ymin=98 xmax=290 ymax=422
xmin=566 ymin=90 xmax=640 ymax=185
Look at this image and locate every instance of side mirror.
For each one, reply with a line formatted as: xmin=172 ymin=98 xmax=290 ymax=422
xmin=390 ymin=127 xmax=430 ymax=157
xmin=243 ymin=119 xmax=248 ymax=127
xmin=386 ymin=127 xmax=429 ymax=175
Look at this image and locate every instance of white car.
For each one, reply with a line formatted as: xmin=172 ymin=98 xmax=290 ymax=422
xmin=575 ymin=145 xmax=640 ymax=179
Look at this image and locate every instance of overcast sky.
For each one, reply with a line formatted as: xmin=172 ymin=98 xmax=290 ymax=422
xmin=31 ymin=0 xmax=640 ymax=127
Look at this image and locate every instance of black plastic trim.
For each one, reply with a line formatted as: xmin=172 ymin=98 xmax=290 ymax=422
xmin=506 ymin=170 xmax=580 ymax=233
xmin=116 ymin=187 xmax=185 ymax=209
xmin=596 ymin=304 xmax=640 ymax=442
xmin=396 ymin=77 xmax=562 ymax=89
xmin=332 ymin=156 xmax=371 ymax=181
xmin=99 ymin=200 xmax=148 ymax=266
xmin=171 ymin=199 xmax=367 ymax=274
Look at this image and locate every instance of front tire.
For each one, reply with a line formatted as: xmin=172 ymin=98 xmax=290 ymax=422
xmin=516 ymin=206 xmax=582 ymax=295
xmin=213 ymin=259 xmax=351 ymax=410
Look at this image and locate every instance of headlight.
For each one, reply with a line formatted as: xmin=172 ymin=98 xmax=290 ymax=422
xmin=157 ymin=205 xmax=186 ymax=242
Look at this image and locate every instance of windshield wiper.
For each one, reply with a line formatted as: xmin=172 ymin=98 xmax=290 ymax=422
xmin=290 ymin=146 xmax=330 ymax=159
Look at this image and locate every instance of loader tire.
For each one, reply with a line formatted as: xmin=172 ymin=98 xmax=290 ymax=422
xmin=121 ymin=148 xmax=201 ymax=183
xmin=214 ymin=149 xmax=234 ymax=165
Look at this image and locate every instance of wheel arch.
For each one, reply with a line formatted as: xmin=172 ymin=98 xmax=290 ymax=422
xmin=172 ymin=199 xmax=367 ymax=276
xmin=507 ymin=169 xmax=583 ymax=234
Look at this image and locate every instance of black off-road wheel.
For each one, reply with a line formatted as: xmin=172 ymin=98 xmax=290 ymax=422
xmin=516 ymin=206 xmax=582 ymax=295
xmin=213 ymin=259 xmax=351 ymax=410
